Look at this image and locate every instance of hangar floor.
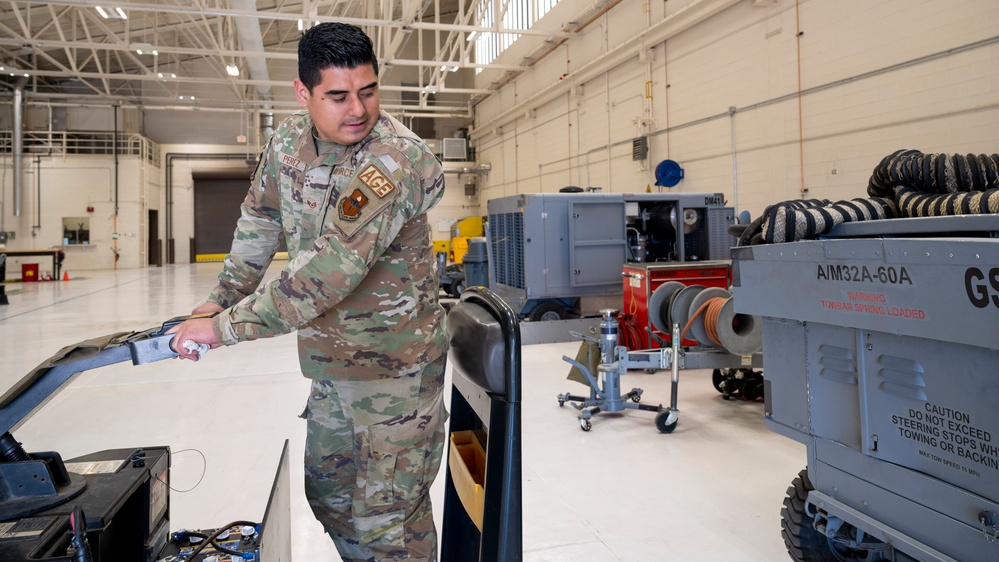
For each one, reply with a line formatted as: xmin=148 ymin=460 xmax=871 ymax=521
xmin=0 ymin=264 xmax=804 ymax=561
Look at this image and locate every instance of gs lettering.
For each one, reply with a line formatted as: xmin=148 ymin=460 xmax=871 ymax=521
xmin=964 ymin=267 xmax=999 ymax=308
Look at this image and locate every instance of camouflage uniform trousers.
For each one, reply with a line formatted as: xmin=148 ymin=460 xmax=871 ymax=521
xmin=303 ymin=354 xmax=448 ymax=561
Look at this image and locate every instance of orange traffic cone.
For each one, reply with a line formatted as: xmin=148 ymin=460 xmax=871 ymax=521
xmin=62 ymin=271 xmax=70 ymax=281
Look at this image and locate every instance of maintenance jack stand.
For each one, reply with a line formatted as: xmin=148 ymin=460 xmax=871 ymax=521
xmin=558 ymin=310 xmax=680 ymax=433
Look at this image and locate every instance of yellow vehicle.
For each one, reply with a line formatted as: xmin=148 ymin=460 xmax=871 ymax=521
xmin=449 ymin=216 xmax=484 ymax=264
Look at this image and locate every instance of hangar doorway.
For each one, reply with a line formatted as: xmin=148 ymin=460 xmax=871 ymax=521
xmin=191 ymin=171 xmax=252 ymax=262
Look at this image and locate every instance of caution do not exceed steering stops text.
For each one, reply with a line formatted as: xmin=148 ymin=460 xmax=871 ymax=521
xmin=891 ymin=402 xmax=998 ymax=477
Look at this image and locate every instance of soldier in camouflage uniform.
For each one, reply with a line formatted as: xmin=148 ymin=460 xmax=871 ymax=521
xmin=169 ymin=22 xmax=449 ymax=561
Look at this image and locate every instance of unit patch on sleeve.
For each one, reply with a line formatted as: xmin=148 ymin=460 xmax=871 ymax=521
xmin=338 ymin=189 xmax=369 ymax=221
xmin=331 ymin=161 xmax=400 ymax=239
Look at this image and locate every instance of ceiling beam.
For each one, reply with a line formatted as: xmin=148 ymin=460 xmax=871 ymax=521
xmin=25 ymin=0 xmax=571 ymax=38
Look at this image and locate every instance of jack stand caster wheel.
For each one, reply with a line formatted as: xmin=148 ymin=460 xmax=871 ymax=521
xmin=655 ymin=409 xmax=678 ymax=433
xmin=579 ymin=417 xmax=592 ymax=431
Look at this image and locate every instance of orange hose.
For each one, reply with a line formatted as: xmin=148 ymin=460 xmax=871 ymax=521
xmin=679 ymin=297 xmax=727 ymax=346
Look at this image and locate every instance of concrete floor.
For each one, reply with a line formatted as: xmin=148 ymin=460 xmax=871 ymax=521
xmin=0 ymin=264 xmax=805 ymax=561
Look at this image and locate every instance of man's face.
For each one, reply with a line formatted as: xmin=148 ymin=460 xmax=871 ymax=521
xmin=294 ymin=63 xmax=379 ymax=145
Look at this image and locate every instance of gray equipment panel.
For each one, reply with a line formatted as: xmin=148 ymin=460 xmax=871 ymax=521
xmin=733 ymin=214 xmax=999 ymax=562
xmin=567 ymin=200 xmax=627 ymax=287
xmin=487 ymin=192 xmax=734 ymax=316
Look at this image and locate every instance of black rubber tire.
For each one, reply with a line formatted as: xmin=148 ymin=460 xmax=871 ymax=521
xmin=782 ymin=469 xmax=876 ymax=562
xmin=655 ymin=410 xmax=677 ymax=433
xmin=742 ymin=373 xmax=764 ymax=401
xmin=783 ymin=469 xmax=837 ymax=562
xmin=712 ymin=369 xmax=726 ymax=393
xmin=529 ymin=301 xmax=567 ymax=322
xmin=447 ymin=273 xmax=466 ymax=298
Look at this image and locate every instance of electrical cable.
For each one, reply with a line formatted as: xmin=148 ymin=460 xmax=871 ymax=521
xmin=181 ymin=520 xmax=258 ymax=559
xmin=679 ymin=297 xmax=727 ymax=347
xmin=616 ymin=314 xmax=643 ymax=351
xmin=174 ymin=530 xmax=249 ymax=557
xmin=154 ymin=448 xmax=208 ymax=493
xmin=69 ymin=505 xmax=93 ymax=562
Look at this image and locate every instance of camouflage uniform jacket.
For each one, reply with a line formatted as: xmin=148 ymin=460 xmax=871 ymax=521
xmin=206 ymin=109 xmax=448 ymax=381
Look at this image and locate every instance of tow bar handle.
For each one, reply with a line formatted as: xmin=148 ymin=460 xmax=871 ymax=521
xmin=126 ymin=314 xmax=215 ymax=365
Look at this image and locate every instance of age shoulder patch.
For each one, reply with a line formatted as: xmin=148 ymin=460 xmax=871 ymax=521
xmin=332 ymin=161 xmax=399 ymax=239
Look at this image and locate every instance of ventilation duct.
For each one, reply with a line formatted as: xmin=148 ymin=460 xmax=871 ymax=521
xmin=231 ymin=0 xmax=274 ymax=141
xmin=13 ymin=76 xmax=28 ymax=217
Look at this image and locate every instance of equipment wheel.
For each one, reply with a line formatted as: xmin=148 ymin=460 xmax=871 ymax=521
xmin=782 ymin=469 xmax=878 ymax=562
xmin=447 ymin=277 xmax=466 ymax=297
xmin=631 ymin=394 xmax=641 ymax=403
xmin=579 ymin=418 xmax=592 ymax=431
xmin=655 ymin=410 xmax=677 ymax=433
xmin=712 ymin=369 xmax=732 ymax=393
xmin=529 ymin=301 xmax=567 ymax=322
xmin=741 ymin=371 xmax=764 ymax=401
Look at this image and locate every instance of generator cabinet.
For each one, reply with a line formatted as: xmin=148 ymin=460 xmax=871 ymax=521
xmin=732 ymin=215 xmax=999 ymax=562
xmin=488 ymin=192 xmax=734 ymax=320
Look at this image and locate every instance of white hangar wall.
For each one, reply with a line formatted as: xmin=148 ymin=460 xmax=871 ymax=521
xmin=471 ymin=0 xmax=999 ymax=219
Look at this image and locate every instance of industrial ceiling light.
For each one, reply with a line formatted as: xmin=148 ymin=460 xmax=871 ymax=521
xmin=226 ymin=63 xmax=240 ymax=77
xmin=95 ymin=6 xmax=127 ymax=19
xmin=157 ymin=72 xmax=177 ymax=79
xmin=132 ymin=43 xmax=157 ymax=56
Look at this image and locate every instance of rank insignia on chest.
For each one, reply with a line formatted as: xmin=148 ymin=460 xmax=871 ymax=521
xmin=338 ymin=188 xmax=369 ymax=221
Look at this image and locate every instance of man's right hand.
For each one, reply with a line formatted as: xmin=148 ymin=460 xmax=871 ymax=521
xmin=192 ymin=302 xmax=225 ymax=315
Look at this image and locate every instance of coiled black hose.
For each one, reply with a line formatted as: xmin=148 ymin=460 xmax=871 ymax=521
xmin=868 ymin=149 xmax=999 ymax=196
xmin=740 ymin=149 xmax=999 ymax=245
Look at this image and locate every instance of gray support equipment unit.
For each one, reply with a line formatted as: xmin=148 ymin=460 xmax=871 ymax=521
xmin=487 ymin=192 xmax=734 ymax=320
xmin=732 ymin=215 xmax=999 ymax=562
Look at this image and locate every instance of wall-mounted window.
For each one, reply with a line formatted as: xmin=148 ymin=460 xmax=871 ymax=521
xmin=63 ymin=217 xmax=90 ymax=245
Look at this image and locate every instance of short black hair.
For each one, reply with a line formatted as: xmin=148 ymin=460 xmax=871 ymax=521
xmin=298 ymin=22 xmax=379 ymax=90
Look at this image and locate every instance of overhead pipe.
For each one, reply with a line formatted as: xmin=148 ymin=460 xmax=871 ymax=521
xmin=113 ymin=106 xmax=120 ymax=268
xmin=13 ymin=76 xmax=28 ymax=217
